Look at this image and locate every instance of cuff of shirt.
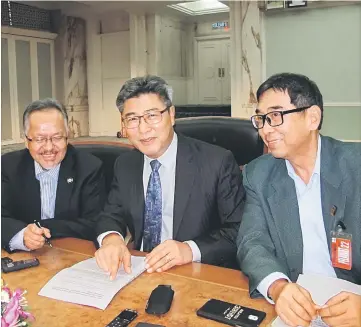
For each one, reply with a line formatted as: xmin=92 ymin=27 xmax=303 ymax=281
xmin=97 ymin=231 xmax=124 ymax=247
xmin=9 ymin=228 xmax=31 ymax=252
xmin=184 ymin=240 xmax=201 ymax=262
xmin=257 ymin=272 xmax=290 ymax=304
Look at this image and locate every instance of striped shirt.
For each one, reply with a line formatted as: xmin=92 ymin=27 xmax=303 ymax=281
xmin=34 ymin=161 xmax=61 ymax=220
xmin=8 ymin=161 xmax=60 ymax=251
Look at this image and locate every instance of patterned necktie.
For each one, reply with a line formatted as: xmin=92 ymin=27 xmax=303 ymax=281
xmin=143 ymin=159 xmax=162 ymax=253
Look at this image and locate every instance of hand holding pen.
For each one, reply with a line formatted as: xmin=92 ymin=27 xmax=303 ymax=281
xmin=33 ymin=220 xmax=53 ymax=248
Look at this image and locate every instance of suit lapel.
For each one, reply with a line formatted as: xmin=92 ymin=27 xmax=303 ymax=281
xmin=19 ymin=150 xmax=41 ymax=222
xmin=54 ymin=146 xmax=75 ymax=218
xmin=129 ymin=151 xmax=145 ymax=249
xmin=267 ymin=160 xmax=303 ymax=274
xmin=320 ymin=137 xmax=345 ymax=251
xmin=173 ymin=136 xmax=195 ymax=238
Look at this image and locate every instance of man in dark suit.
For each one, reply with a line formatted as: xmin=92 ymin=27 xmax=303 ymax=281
xmin=2 ymin=99 xmax=105 ymax=252
xmin=237 ymin=73 xmax=361 ymax=327
xmin=95 ymin=75 xmax=244 ymax=279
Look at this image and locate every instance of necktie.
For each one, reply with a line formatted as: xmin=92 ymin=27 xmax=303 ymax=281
xmin=143 ymin=160 xmax=162 ymax=252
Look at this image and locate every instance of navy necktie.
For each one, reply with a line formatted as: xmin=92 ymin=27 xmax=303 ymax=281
xmin=143 ymin=159 xmax=162 ymax=252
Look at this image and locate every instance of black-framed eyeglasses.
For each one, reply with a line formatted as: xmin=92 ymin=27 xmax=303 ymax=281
xmin=25 ymin=135 xmax=67 ymax=146
xmin=122 ymin=107 xmax=171 ymax=129
xmin=251 ymin=106 xmax=310 ymax=129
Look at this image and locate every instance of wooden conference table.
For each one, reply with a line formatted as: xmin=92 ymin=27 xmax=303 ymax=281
xmin=1 ymin=238 xmax=276 ymax=327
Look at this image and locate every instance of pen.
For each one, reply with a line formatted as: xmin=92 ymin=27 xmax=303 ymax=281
xmin=33 ymin=220 xmax=53 ymax=247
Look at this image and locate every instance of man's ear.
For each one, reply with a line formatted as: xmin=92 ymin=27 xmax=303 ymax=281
xmin=121 ymin=124 xmax=127 ymax=138
xmin=169 ymin=106 xmax=176 ymax=126
xmin=308 ymin=105 xmax=321 ymax=131
xmin=24 ymin=135 xmax=29 ymax=149
xmin=120 ymin=116 xmax=127 ymax=138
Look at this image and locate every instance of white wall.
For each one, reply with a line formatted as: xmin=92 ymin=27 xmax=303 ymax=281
xmin=265 ymin=3 xmax=361 ymax=141
xmin=156 ymin=16 xmax=188 ymax=105
xmin=146 ymin=14 xmax=158 ymax=76
xmin=99 ymin=10 xmax=129 ymax=34
xmin=157 ymin=16 xmax=186 ymax=77
xmin=100 ymin=31 xmax=131 ymax=135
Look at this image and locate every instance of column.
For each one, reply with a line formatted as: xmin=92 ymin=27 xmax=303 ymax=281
xmin=85 ymin=14 xmax=103 ymax=136
xmin=62 ymin=16 xmax=89 ymax=137
xmin=230 ymin=1 xmax=263 ymax=119
xmin=130 ymin=14 xmax=147 ymax=77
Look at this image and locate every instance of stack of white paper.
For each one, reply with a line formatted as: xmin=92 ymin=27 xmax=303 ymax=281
xmin=39 ymin=256 xmax=146 ymax=310
xmin=272 ymin=274 xmax=361 ymax=327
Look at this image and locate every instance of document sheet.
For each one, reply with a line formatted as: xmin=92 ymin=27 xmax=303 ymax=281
xmin=272 ymin=274 xmax=361 ymax=327
xmin=39 ymin=256 xmax=146 ymax=310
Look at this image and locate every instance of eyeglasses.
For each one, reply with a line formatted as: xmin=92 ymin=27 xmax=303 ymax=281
xmin=251 ymin=106 xmax=310 ymax=129
xmin=25 ymin=135 xmax=67 ymax=146
xmin=122 ymin=107 xmax=170 ymax=129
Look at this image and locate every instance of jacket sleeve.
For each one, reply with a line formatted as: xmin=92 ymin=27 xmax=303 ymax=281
xmin=1 ymin=165 xmax=27 ymax=252
xmin=236 ymin=164 xmax=289 ymax=298
xmin=94 ymin=157 xmax=128 ymax=241
xmin=40 ymin=163 xmax=106 ymax=241
xmin=193 ymin=150 xmax=245 ymax=268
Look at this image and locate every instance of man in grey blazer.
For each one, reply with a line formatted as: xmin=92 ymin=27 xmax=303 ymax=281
xmin=237 ymin=73 xmax=361 ymax=327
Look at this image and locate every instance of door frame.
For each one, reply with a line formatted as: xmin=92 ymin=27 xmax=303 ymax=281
xmin=193 ymin=34 xmax=230 ymax=105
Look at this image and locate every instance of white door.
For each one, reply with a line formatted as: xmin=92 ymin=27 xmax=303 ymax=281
xmin=197 ymin=38 xmax=230 ymax=105
xmin=197 ymin=40 xmax=222 ymax=105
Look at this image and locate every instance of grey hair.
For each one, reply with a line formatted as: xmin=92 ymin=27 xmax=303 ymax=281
xmin=115 ymin=75 xmax=173 ymax=113
xmin=23 ymin=98 xmax=69 ymax=135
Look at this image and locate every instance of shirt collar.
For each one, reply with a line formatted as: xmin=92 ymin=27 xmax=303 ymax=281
xmin=34 ymin=161 xmax=61 ymax=179
xmin=286 ymin=135 xmax=321 ymax=180
xmin=144 ymin=132 xmax=178 ymax=169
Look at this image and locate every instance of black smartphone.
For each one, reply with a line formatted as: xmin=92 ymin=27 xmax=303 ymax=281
xmin=106 ymin=309 xmax=138 ymax=327
xmin=145 ymin=285 xmax=174 ymax=315
xmin=1 ymin=258 xmax=39 ymax=273
xmin=197 ymin=299 xmax=266 ymax=327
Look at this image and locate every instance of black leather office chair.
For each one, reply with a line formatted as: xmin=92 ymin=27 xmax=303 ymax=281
xmin=174 ymin=117 xmax=264 ymax=166
xmin=73 ymin=143 xmax=134 ymax=193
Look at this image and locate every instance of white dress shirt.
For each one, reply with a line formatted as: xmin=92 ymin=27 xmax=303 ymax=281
xmin=8 ymin=161 xmax=61 ymax=251
xmin=98 ymin=132 xmax=201 ymax=262
xmin=258 ymin=136 xmax=336 ymax=303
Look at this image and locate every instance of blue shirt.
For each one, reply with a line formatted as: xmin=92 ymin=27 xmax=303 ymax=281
xmin=8 ymin=161 xmax=61 ymax=251
xmin=257 ymin=136 xmax=336 ymax=303
xmin=34 ymin=161 xmax=61 ymax=220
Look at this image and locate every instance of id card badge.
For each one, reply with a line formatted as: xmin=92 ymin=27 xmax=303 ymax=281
xmin=331 ymin=229 xmax=352 ymax=270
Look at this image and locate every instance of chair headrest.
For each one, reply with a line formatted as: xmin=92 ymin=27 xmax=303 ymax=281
xmin=174 ymin=117 xmax=264 ymax=165
xmin=72 ymin=142 xmax=134 ymax=193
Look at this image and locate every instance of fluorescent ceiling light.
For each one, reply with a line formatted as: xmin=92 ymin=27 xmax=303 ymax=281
xmin=168 ymin=0 xmax=229 ymax=16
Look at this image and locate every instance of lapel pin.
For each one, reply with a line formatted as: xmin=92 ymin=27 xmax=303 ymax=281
xmin=331 ymin=205 xmax=337 ymax=216
xmin=67 ymin=177 xmax=73 ymax=184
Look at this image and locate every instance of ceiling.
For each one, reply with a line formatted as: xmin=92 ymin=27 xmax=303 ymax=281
xmin=76 ymin=1 xmax=179 ymax=14
xmin=19 ymin=0 xmax=229 ymax=20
